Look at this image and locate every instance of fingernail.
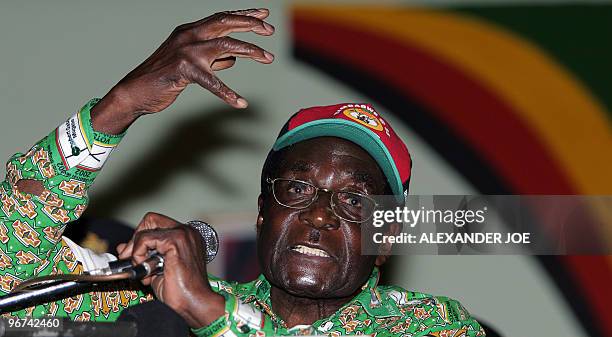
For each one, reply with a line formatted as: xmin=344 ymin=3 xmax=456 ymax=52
xmin=263 ymin=22 xmax=275 ymax=32
xmin=264 ymin=51 xmax=274 ymax=61
xmin=236 ymin=98 xmax=248 ymax=108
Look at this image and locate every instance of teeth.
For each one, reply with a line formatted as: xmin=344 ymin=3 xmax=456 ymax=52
xmin=291 ymin=245 xmax=330 ymax=257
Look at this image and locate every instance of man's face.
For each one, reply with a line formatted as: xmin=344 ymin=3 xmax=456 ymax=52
xmin=257 ymin=137 xmax=389 ymax=299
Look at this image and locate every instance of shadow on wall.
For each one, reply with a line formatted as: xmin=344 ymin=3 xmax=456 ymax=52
xmin=86 ymin=104 xmax=264 ymax=217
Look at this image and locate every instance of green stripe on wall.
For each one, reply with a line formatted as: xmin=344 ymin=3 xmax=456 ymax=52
xmin=452 ymin=4 xmax=612 ymax=121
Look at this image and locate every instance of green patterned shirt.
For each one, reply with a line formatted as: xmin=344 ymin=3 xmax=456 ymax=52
xmin=196 ymin=268 xmax=485 ymax=337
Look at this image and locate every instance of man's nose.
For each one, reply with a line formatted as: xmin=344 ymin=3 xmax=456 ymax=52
xmin=301 ymin=191 xmax=340 ymax=230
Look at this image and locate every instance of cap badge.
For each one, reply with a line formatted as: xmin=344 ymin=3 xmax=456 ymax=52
xmin=342 ymin=107 xmax=384 ymax=132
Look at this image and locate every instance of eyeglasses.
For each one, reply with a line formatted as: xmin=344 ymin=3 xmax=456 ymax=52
xmin=266 ymin=177 xmax=378 ymax=223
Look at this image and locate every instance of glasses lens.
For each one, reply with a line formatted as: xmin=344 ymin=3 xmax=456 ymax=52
xmin=273 ymin=179 xmax=317 ymax=207
xmin=333 ymin=192 xmax=376 ymax=222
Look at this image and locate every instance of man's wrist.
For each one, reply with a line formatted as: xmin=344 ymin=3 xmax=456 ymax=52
xmin=191 ymin=315 xmax=228 ymax=337
xmin=91 ymin=89 xmax=140 ymax=134
xmin=48 ymin=99 xmax=126 ymax=173
xmin=190 ymin=291 xmax=235 ymax=337
xmin=184 ymin=290 xmax=226 ymax=329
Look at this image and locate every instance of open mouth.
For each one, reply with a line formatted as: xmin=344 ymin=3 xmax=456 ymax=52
xmin=290 ymin=244 xmax=331 ymax=258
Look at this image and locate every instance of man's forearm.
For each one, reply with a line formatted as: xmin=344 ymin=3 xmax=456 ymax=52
xmin=90 ymin=89 xmax=140 ymax=135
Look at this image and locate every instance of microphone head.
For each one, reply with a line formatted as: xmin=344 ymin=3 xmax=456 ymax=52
xmin=186 ymin=220 xmax=219 ymax=263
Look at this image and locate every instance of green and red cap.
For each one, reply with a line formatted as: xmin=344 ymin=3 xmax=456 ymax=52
xmin=273 ymin=103 xmax=412 ymax=201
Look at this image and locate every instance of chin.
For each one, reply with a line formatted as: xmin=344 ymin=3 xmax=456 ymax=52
xmin=281 ymin=274 xmax=337 ymax=299
xmin=272 ymin=257 xmax=341 ymax=298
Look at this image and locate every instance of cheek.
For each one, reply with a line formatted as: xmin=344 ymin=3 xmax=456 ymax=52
xmin=257 ymin=205 xmax=295 ymax=265
xmin=343 ymin=224 xmax=377 ymax=281
xmin=342 ymin=223 xmax=363 ymax=258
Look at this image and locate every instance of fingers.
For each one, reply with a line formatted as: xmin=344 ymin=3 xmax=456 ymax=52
xmin=132 ymin=229 xmax=176 ymax=264
xmin=130 ymin=226 xmax=204 ymax=287
xmin=208 ymin=37 xmax=274 ymax=64
xmin=131 ymin=230 xmax=173 ymax=286
xmin=118 ymin=241 xmax=133 ymax=260
xmin=191 ymin=71 xmax=247 ymax=109
xmin=178 ymin=9 xmax=273 ymax=43
xmin=202 ymin=13 xmax=275 ymax=38
xmin=137 ymin=212 xmax=181 ymax=231
xmin=118 ymin=212 xmax=181 ymax=259
xmin=201 ymin=9 xmax=273 ymax=38
xmin=211 ymin=56 xmax=236 ymax=71
xmin=116 ymin=243 xmax=127 ymax=254
xmin=145 ymin=9 xmax=275 ymax=111
xmin=225 ymin=8 xmax=270 ymax=19
xmin=186 ymin=37 xmax=273 ymax=108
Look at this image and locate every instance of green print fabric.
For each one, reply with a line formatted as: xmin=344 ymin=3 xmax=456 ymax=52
xmin=195 ymin=268 xmax=484 ymax=337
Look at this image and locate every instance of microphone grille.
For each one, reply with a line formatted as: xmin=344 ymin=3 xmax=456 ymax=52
xmin=186 ymin=220 xmax=219 ymax=263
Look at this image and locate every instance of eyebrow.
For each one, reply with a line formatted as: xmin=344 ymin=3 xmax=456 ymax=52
xmin=350 ymin=171 xmax=375 ymax=186
xmin=288 ymin=160 xmax=313 ymax=172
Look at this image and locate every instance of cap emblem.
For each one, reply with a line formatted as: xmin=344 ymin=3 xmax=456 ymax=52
xmin=342 ymin=107 xmax=384 ymax=132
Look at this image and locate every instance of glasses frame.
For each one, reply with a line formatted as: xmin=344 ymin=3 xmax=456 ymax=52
xmin=266 ymin=177 xmax=379 ymax=223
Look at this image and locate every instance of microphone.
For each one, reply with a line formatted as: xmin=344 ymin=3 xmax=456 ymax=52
xmin=107 ymin=220 xmax=219 ymax=280
xmin=0 ymin=220 xmax=218 ymax=313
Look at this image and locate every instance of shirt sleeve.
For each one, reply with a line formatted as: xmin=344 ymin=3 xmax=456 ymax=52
xmin=190 ymin=293 xmax=238 ymax=337
xmin=192 ymin=293 xmax=274 ymax=337
xmin=191 ymin=277 xmax=270 ymax=337
xmin=0 ymin=98 xmax=124 ymax=291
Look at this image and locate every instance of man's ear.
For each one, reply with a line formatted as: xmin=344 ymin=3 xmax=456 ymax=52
xmin=256 ymin=194 xmax=264 ymax=236
xmin=375 ymin=222 xmax=401 ymax=266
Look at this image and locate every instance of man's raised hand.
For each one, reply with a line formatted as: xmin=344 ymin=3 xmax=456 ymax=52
xmin=91 ymin=8 xmax=274 ymax=134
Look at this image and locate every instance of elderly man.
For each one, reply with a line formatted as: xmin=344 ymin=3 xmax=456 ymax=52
xmin=0 ymin=9 xmax=484 ymax=336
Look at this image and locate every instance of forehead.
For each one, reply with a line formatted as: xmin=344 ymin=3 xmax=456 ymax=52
xmin=276 ymin=137 xmax=385 ymax=187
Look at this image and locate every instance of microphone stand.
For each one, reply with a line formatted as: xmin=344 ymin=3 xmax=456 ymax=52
xmin=0 ymin=254 xmax=164 ymax=314
xmin=0 ymin=281 xmax=92 ymax=314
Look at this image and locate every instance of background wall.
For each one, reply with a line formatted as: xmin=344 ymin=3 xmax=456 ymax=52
xmin=1 ymin=1 xmax=610 ymax=336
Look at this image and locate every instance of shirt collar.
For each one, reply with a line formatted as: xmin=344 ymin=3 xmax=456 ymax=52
xmin=350 ymin=267 xmax=403 ymax=318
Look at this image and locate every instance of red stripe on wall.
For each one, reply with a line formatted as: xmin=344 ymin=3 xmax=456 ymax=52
xmin=293 ymin=14 xmax=573 ymax=194
xmin=565 ymin=256 xmax=612 ymax=333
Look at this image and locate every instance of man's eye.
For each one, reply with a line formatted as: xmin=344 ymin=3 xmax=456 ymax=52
xmin=348 ymin=197 xmax=362 ymax=207
xmin=288 ymin=186 xmax=302 ymax=194
xmin=287 ymin=182 xmax=312 ymax=194
xmin=339 ymin=193 xmax=363 ymax=208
